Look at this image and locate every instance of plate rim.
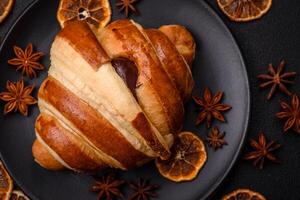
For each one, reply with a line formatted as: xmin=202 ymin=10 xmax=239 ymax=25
xmin=0 ymin=0 xmax=251 ymax=200
xmin=196 ymin=2 xmax=250 ymax=199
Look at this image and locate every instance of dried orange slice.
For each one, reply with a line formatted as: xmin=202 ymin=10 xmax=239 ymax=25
xmin=155 ymin=132 xmax=207 ymax=182
xmin=57 ymin=0 xmax=111 ymax=30
xmin=217 ymin=0 xmax=272 ymax=22
xmin=0 ymin=161 xmax=13 ymax=200
xmin=0 ymin=0 xmax=14 ymax=23
xmin=9 ymin=190 xmax=30 ymax=200
xmin=222 ymin=189 xmax=266 ymax=200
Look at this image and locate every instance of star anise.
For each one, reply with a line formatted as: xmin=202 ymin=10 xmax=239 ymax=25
xmin=8 ymin=43 xmax=44 ymax=79
xmin=90 ymin=173 xmax=125 ymax=200
xmin=116 ymin=0 xmax=138 ymax=17
xmin=244 ymin=132 xmax=281 ymax=170
xmin=206 ymin=127 xmax=227 ymax=150
xmin=193 ymin=87 xmax=232 ymax=128
xmin=257 ymin=60 xmax=297 ymax=100
xmin=128 ymin=178 xmax=159 ymax=200
xmin=276 ymin=94 xmax=300 ymax=134
xmin=0 ymin=80 xmax=37 ymax=116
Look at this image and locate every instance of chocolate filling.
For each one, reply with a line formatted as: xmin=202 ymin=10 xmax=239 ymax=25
xmin=111 ymin=57 xmax=138 ymax=99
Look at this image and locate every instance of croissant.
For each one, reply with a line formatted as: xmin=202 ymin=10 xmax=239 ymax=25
xmin=32 ymin=19 xmax=195 ymax=172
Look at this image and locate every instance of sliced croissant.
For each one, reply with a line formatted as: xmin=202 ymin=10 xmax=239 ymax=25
xmin=32 ymin=19 xmax=196 ymax=172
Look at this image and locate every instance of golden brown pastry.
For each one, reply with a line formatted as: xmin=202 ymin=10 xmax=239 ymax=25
xmin=32 ymin=19 xmax=196 ymax=172
xmin=145 ymin=29 xmax=194 ymax=102
xmin=159 ymin=25 xmax=196 ymax=67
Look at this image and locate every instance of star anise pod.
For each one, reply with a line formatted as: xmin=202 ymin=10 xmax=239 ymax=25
xmin=8 ymin=43 xmax=44 ymax=79
xmin=193 ymin=87 xmax=232 ymax=128
xmin=0 ymin=80 xmax=37 ymax=116
xmin=257 ymin=60 xmax=297 ymax=100
xmin=206 ymin=127 xmax=227 ymax=150
xmin=116 ymin=0 xmax=138 ymax=17
xmin=90 ymin=173 xmax=125 ymax=200
xmin=276 ymin=94 xmax=300 ymax=134
xmin=244 ymin=132 xmax=281 ymax=170
xmin=128 ymin=178 xmax=159 ymax=200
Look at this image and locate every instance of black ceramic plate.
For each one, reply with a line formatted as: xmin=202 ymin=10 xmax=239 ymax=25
xmin=0 ymin=0 xmax=250 ymax=199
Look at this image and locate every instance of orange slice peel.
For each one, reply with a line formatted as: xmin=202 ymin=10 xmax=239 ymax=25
xmin=155 ymin=132 xmax=207 ymax=182
xmin=222 ymin=189 xmax=266 ymax=200
xmin=0 ymin=0 xmax=14 ymax=23
xmin=217 ymin=0 xmax=272 ymax=22
xmin=0 ymin=161 xmax=13 ymax=200
xmin=57 ymin=0 xmax=111 ymax=30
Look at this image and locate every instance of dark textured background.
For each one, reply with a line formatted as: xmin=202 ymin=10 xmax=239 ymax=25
xmin=1 ymin=0 xmax=300 ymax=199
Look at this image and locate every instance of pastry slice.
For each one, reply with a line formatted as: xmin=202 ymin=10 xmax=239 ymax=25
xmin=159 ymin=25 xmax=196 ymax=67
xmin=35 ymin=113 xmax=107 ymax=172
xmin=146 ymin=29 xmax=194 ymax=102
